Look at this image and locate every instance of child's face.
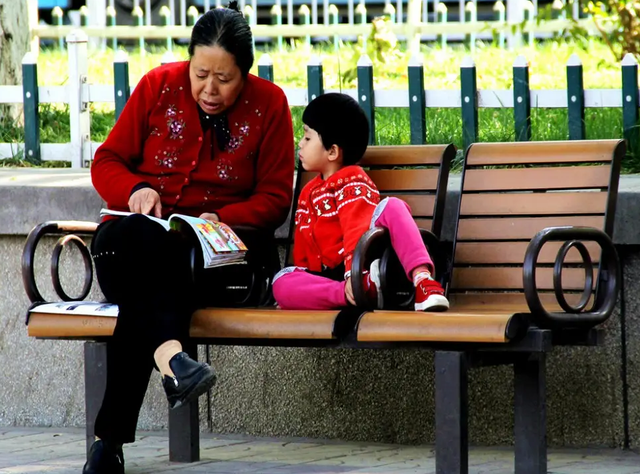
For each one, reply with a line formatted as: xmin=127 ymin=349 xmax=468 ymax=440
xmin=298 ymin=125 xmax=330 ymax=174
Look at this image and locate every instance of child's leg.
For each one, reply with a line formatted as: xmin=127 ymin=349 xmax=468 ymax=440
xmin=273 ymin=267 xmax=348 ymax=310
xmin=371 ymin=197 xmax=435 ymax=280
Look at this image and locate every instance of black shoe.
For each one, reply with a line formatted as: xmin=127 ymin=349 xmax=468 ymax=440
xmin=162 ymin=352 xmax=217 ymax=410
xmin=82 ymin=439 xmax=124 ymax=474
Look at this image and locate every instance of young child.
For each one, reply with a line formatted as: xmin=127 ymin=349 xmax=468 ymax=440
xmin=272 ymin=93 xmax=448 ymax=312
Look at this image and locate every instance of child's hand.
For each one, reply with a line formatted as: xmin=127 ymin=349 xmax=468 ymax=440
xmin=344 ymin=277 xmax=356 ymax=305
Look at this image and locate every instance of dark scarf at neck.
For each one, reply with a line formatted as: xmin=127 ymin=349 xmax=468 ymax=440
xmin=197 ymin=105 xmax=230 ymax=153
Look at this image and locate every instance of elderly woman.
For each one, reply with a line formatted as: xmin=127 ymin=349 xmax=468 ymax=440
xmin=83 ymin=3 xmax=294 ymax=473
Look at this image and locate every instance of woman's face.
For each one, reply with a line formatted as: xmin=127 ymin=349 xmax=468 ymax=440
xmin=189 ymin=45 xmax=245 ymax=115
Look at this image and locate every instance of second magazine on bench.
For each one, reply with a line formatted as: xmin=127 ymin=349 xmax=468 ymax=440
xmin=99 ymin=209 xmax=248 ymax=269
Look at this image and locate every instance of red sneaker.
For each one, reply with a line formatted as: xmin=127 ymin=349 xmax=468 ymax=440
xmin=414 ymin=274 xmax=449 ymax=312
xmin=363 ymin=259 xmax=383 ymax=309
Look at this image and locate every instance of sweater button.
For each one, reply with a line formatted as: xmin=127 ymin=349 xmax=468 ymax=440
xmin=184 ymin=178 xmax=189 ymax=184
xmin=176 ymin=195 xmax=180 ymax=200
xmin=191 ymin=161 xmax=196 ymax=166
xmin=198 ymin=137 xmax=202 ymax=142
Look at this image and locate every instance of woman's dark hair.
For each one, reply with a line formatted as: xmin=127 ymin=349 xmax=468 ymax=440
xmin=188 ymin=1 xmax=254 ymax=77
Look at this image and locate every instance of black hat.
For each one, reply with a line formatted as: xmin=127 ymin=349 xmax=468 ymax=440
xmin=302 ymin=93 xmax=370 ymax=166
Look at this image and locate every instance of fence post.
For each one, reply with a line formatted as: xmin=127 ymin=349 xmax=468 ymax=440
xmin=133 ymin=6 xmax=145 ymax=57
xmin=384 ymin=1 xmax=396 ymax=23
xmin=307 ymin=55 xmax=324 ymax=102
xmin=67 ymin=30 xmax=91 ymax=169
xmin=271 ymin=4 xmax=284 ymax=52
xmin=513 ymin=55 xmax=531 ymax=141
xmin=566 ymin=53 xmax=585 ymax=140
xmin=243 ymin=5 xmax=256 ymax=52
xmin=464 ymin=2 xmax=477 ymax=53
xmin=79 ymin=5 xmax=89 ymax=27
xmin=161 ymin=6 xmax=173 ymax=52
xmin=114 ymin=50 xmax=131 ymax=121
xmin=523 ymin=1 xmax=534 ymax=47
xmin=22 ymin=52 xmax=40 ymax=164
xmin=258 ymin=54 xmax=274 ymax=82
xmin=408 ymin=53 xmax=426 ymax=145
xmin=330 ymin=4 xmax=340 ymax=52
xmin=493 ymin=1 xmax=505 ymax=48
xmin=357 ymin=54 xmax=375 ymax=145
xmin=406 ymin=0 xmax=422 ymax=56
xmin=356 ymin=2 xmax=367 ymax=50
xmin=106 ymin=5 xmax=117 ymax=50
xmin=460 ymin=56 xmax=478 ymax=150
xmin=551 ymin=0 xmax=565 ymax=19
xmin=436 ymin=3 xmax=447 ymax=49
xmin=622 ymin=53 xmax=639 ymax=158
xmin=27 ymin=0 xmax=40 ymax=55
xmin=52 ymin=6 xmax=64 ymax=50
xmin=299 ymin=5 xmax=311 ymax=47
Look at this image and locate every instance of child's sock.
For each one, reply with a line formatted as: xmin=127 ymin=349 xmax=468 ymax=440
xmin=154 ymin=340 xmax=183 ymax=377
xmin=413 ymin=271 xmax=433 ymax=286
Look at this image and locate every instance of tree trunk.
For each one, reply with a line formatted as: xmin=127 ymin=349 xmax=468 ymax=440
xmin=0 ymin=0 xmax=30 ymax=123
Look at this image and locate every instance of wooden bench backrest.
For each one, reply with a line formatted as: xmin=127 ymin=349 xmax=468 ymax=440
xmin=449 ymin=139 xmax=624 ymax=308
xmin=285 ymin=144 xmax=455 ymax=264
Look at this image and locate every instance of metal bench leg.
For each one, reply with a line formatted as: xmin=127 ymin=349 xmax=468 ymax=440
xmin=84 ymin=341 xmax=107 ymax=458
xmin=514 ymin=353 xmax=547 ymax=474
xmin=169 ymin=341 xmax=200 ymax=462
xmin=435 ymin=351 xmax=469 ymax=474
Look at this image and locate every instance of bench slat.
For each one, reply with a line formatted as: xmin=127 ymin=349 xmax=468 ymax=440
xmin=466 ymin=140 xmax=619 ymax=166
xmin=456 ymin=216 xmax=605 ymax=241
xmin=455 ymin=241 xmax=601 ymax=265
xmin=360 ymin=145 xmax=450 ymax=166
xmin=460 ymin=192 xmax=607 ymax=216
xmin=190 ymin=308 xmax=337 ymax=339
xmin=367 ymin=169 xmax=439 ymax=191
xmin=28 ymin=313 xmax=116 ymax=337
xmin=449 ymin=292 xmax=592 ymax=313
xmin=452 ymin=267 xmax=595 ymax=291
xmin=382 ymin=194 xmax=436 ymax=216
xmin=357 ymin=311 xmax=521 ymax=343
xmin=463 ymin=166 xmax=610 ymax=192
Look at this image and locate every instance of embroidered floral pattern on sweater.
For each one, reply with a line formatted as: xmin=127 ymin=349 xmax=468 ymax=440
xmin=165 ymin=105 xmax=177 ymax=118
xmin=216 ymin=159 xmax=236 ymax=181
xmin=224 ymin=121 xmax=251 ymax=154
xmin=155 ymin=148 xmax=179 ymax=169
xmin=167 ymin=118 xmax=185 ymax=139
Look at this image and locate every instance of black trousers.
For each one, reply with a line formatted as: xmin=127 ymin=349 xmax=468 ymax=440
xmin=91 ymin=214 xmax=276 ymax=443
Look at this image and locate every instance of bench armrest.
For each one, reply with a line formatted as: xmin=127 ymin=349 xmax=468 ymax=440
xmin=22 ymin=221 xmax=98 ymax=304
xmin=351 ymin=226 xmax=448 ymax=310
xmin=523 ymin=226 xmax=620 ymax=329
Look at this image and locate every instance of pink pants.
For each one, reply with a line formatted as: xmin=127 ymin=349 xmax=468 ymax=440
xmin=273 ymin=197 xmax=434 ymax=310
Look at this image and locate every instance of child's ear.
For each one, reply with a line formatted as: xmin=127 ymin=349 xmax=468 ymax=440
xmin=327 ymin=144 xmax=342 ymax=163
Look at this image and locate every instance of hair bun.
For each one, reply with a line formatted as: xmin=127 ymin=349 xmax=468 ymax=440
xmin=227 ymin=0 xmax=241 ymax=12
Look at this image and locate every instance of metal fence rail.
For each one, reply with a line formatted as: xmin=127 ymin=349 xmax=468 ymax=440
xmin=1 ymin=30 xmax=637 ymax=168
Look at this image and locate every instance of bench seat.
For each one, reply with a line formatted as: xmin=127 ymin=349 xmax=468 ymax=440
xmin=27 ymin=303 xmax=527 ymax=344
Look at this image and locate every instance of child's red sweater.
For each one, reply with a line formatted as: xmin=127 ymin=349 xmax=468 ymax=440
xmin=293 ymin=165 xmax=380 ymax=276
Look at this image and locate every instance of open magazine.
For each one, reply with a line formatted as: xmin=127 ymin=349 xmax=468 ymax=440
xmin=99 ymin=209 xmax=247 ymax=269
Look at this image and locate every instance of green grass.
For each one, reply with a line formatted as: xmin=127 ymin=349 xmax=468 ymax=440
xmin=0 ymin=39 xmax=636 ymax=170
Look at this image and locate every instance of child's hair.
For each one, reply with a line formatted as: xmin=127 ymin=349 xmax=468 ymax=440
xmin=302 ymin=93 xmax=370 ymax=166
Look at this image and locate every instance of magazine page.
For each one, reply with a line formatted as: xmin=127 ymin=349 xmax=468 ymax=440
xmin=31 ymin=301 xmax=119 ymax=317
xmin=99 ymin=209 xmax=170 ymax=230
xmin=168 ymin=214 xmax=247 ymax=269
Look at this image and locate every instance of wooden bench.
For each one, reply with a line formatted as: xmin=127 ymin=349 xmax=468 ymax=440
xmin=22 ymin=139 xmax=623 ymax=474
xmin=22 ymin=143 xmax=454 ymax=460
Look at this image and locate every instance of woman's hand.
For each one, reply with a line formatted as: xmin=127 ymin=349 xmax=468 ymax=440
xmin=344 ymin=277 xmax=356 ymax=305
xmin=129 ymin=188 xmax=162 ymax=217
xmin=199 ymin=212 xmax=220 ymax=223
